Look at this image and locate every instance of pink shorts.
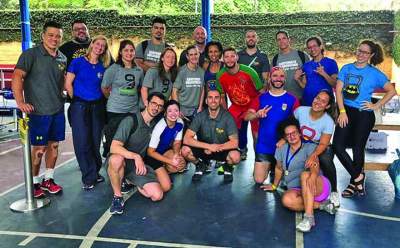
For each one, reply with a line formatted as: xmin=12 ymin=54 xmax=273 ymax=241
xmin=292 ymin=176 xmax=331 ymax=203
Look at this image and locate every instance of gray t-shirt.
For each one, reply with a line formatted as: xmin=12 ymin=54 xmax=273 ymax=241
xmin=275 ymin=142 xmax=316 ymax=189
xmin=143 ymin=67 xmax=173 ymax=100
xmin=275 ymin=50 xmax=309 ymax=99
xmin=135 ymin=40 xmax=167 ymax=63
xmin=102 ymin=63 xmax=144 ymax=113
xmin=15 ymin=44 xmax=67 ymax=115
xmin=189 ymin=108 xmax=238 ymax=144
xmin=113 ymin=112 xmax=156 ymax=157
xmin=173 ymin=64 xmax=205 ymax=116
xmin=238 ymin=48 xmax=270 ymax=83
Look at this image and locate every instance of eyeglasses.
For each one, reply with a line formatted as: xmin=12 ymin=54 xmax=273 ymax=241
xmin=149 ymin=101 xmax=164 ymax=110
xmin=285 ymin=131 xmax=299 ymax=138
xmin=356 ymin=49 xmax=371 ymax=55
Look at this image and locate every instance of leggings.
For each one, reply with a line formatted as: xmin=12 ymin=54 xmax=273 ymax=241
xmin=318 ymin=146 xmax=337 ymax=192
xmin=332 ymin=105 xmax=375 ymax=180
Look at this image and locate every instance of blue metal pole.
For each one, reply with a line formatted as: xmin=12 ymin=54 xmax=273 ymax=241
xmin=19 ymin=0 xmax=32 ymax=51
xmin=201 ymin=0 xmax=211 ymax=42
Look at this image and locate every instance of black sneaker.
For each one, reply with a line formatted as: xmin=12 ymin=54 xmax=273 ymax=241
xmin=96 ymin=174 xmax=105 ymax=183
xmin=82 ymin=184 xmax=94 ymax=190
xmin=110 ymin=195 xmax=124 ymax=215
xmin=192 ymin=161 xmax=206 ymax=181
xmin=204 ymin=160 xmax=213 ymax=174
xmin=121 ymin=178 xmax=134 ymax=194
xmin=223 ymin=164 xmax=234 ymax=183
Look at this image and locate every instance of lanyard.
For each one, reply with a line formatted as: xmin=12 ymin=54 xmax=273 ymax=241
xmin=285 ymin=142 xmax=302 ymax=172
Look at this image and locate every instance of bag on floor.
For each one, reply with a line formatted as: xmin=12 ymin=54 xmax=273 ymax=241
xmin=388 ymin=149 xmax=400 ymax=200
xmin=365 ymin=131 xmax=388 ymax=154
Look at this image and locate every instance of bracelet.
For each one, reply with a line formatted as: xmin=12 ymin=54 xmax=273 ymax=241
xmin=339 ymin=109 xmax=346 ymax=113
xmin=271 ymin=184 xmax=277 ymax=191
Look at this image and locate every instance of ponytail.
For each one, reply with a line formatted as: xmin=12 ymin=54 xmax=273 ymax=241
xmin=360 ymin=40 xmax=384 ymax=66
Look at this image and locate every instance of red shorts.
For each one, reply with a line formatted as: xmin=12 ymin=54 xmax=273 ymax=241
xmin=228 ymin=104 xmax=259 ymax=133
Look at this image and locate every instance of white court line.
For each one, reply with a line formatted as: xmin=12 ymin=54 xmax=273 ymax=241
xmin=338 ymin=208 xmax=400 ymax=222
xmin=0 ymin=145 xmax=22 ymax=155
xmin=0 ymin=157 xmax=76 ymax=197
xmin=18 ymin=235 xmax=36 ymax=246
xmin=79 ymin=188 xmax=137 ymax=248
xmin=295 ymin=212 xmax=304 ymax=248
xmin=0 ymin=230 xmax=227 ymax=248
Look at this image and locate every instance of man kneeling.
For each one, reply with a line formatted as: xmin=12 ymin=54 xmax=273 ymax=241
xmin=107 ymin=92 xmax=165 ymax=215
xmin=262 ymin=117 xmax=335 ymax=232
xmin=182 ymin=90 xmax=241 ymax=183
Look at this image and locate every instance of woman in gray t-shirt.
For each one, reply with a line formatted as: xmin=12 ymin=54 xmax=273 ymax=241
xmin=101 ymin=40 xmax=144 ymax=156
xmin=141 ymin=47 xmax=178 ymax=107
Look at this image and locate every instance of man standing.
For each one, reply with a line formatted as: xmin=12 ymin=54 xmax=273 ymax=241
xmin=135 ymin=17 xmax=169 ymax=72
xmin=179 ymin=26 xmax=207 ymax=67
xmin=59 ymin=19 xmax=90 ymax=67
xmin=238 ymin=30 xmax=270 ymax=85
xmin=182 ymin=90 xmax=240 ymax=183
xmin=107 ymin=92 xmax=165 ymax=215
xmin=272 ymin=31 xmax=309 ymax=100
xmin=245 ymin=66 xmax=299 ymax=185
xmin=12 ymin=21 xmax=67 ymax=198
xmin=216 ymin=47 xmax=263 ymax=160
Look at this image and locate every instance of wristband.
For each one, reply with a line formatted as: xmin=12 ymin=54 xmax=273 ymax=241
xmin=271 ymin=184 xmax=277 ymax=191
xmin=339 ymin=109 xmax=346 ymax=113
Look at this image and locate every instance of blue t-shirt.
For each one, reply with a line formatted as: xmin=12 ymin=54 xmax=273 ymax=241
xmin=302 ymin=57 xmax=338 ymax=106
xmin=294 ymin=106 xmax=334 ymax=143
xmin=338 ymin=63 xmax=388 ymax=110
xmin=148 ymin=118 xmax=184 ymax=155
xmin=68 ymin=56 xmax=106 ymax=101
xmin=251 ymin=91 xmax=299 ymax=155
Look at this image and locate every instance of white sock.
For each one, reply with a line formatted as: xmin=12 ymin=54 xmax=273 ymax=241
xmin=33 ymin=176 xmax=41 ymax=184
xmin=45 ymin=169 xmax=55 ymax=180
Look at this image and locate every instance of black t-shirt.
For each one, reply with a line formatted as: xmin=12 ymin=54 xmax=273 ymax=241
xmin=59 ymin=40 xmax=90 ymax=67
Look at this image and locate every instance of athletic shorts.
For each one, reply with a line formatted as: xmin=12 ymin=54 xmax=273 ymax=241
xmin=255 ymin=153 xmax=276 ymax=165
xmin=291 ymin=176 xmax=331 ymax=203
xmin=29 ymin=110 xmax=65 ymax=146
xmin=191 ymin=146 xmax=238 ymax=162
xmin=124 ymin=158 xmax=158 ymax=188
xmin=228 ymin=104 xmax=259 ymax=132
xmin=144 ymin=155 xmax=164 ymax=170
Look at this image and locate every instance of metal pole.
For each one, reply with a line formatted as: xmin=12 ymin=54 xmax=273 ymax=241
xmin=201 ymin=0 xmax=212 ymax=42
xmin=10 ymin=0 xmax=50 ymax=213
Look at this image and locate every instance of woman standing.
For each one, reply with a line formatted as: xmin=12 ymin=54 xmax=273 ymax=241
xmin=65 ymin=35 xmax=111 ymax=189
xmin=141 ymin=47 xmax=178 ymax=107
xmin=202 ymin=41 xmax=224 ymax=94
xmin=102 ymin=40 xmax=144 ymax=157
xmin=333 ymin=40 xmax=396 ymax=197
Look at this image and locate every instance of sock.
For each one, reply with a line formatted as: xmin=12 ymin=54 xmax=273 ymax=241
xmin=45 ymin=168 xmax=55 ymax=180
xmin=33 ymin=176 xmax=41 ymax=184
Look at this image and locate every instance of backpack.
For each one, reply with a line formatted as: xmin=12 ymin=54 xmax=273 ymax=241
xmin=125 ymin=114 xmax=139 ymax=147
xmin=272 ymin=50 xmax=306 ymax=67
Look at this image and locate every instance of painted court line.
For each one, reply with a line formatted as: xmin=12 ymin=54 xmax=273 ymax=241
xmin=0 ymin=157 xmax=77 ymax=197
xmin=0 ymin=145 xmax=22 ymax=155
xmin=79 ymin=188 xmax=137 ymax=248
xmin=0 ymin=230 xmax=227 ymax=248
xmin=295 ymin=212 xmax=304 ymax=248
xmin=339 ymin=208 xmax=400 ymax=222
xmin=18 ymin=235 xmax=36 ymax=246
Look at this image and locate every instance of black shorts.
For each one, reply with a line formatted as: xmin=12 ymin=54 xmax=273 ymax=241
xmin=191 ymin=146 xmax=238 ymax=162
xmin=255 ymin=153 xmax=276 ymax=166
xmin=144 ymin=155 xmax=164 ymax=170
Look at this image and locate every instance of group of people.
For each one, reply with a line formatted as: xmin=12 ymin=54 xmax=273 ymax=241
xmin=11 ymin=17 xmax=396 ymax=233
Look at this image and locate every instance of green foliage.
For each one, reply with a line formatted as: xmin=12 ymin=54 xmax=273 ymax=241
xmin=393 ymin=11 xmax=400 ymax=66
xmin=0 ymin=10 xmax=394 ymax=55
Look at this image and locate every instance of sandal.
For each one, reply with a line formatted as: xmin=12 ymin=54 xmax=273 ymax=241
xmin=354 ymin=172 xmax=366 ymax=196
xmin=342 ymin=183 xmax=357 ymax=198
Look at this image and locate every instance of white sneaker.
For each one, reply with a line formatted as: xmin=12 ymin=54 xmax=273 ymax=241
xmin=319 ymin=200 xmax=337 ymax=215
xmin=296 ymin=216 xmax=315 ymax=232
xmin=330 ymin=192 xmax=340 ymax=208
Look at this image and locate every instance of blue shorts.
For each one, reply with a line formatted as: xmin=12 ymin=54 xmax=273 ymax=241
xmin=29 ymin=110 xmax=65 ymax=146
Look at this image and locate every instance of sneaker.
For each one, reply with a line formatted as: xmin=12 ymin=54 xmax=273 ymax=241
xmin=41 ymin=179 xmax=62 ymax=194
xmin=110 ymin=195 xmax=124 ymax=215
xmin=330 ymin=192 xmax=340 ymax=208
xmin=296 ymin=215 xmax=315 ymax=232
xmin=319 ymin=200 xmax=337 ymax=215
xmin=192 ymin=161 xmax=206 ymax=181
xmin=96 ymin=174 xmax=105 ymax=183
xmin=121 ymin=179 xmax=134 ymax=194
xmin=223 ymin=164 xmax=233 ymax=183
xmin=217 ymin=162 xmax=225 ymax=175
xmin=82 ymin=184 xmax=94 ymax=190
xmin=204 ymin=160 xmax=213 ymax=174
xmin=33 ymin=183 xmax=45 ymax=198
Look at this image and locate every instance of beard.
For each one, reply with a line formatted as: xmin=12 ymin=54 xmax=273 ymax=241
xmin=271 ymin=80 xmax=285 ymax=89
xmin=225 ymin=62 xmax=236 ymax=69
xmin=246 ymin=43 xmax=256 ymax=49
xmin=75 ymin=36 xmax=89 ymax=44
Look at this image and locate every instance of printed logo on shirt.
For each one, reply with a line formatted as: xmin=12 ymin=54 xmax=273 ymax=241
xmin=119 ymin=74 xmax=137 ymax=96
xmin=97 ymin=72 xmax=103 ymax=79
xmin=282 ymin=103 xmax=287 ymax=111
xmin=216 ymin=128 xmax=225 ymax=134
xmin=185 ymin=77 xmax=202 ymax=88
xmin=343 ymin=73 xmax=362 ymax=100
xmin=146 ymin=50 xmax=162 ymax=63
xmin=300 ymin=126 xmax=316 ymax=141
xmin=72 ymin=48 xmax=87 ymax=59
xmin=57 ymin=63 xmax=66 ymax=72
xmin=278 ymin=60 xmax=299 ymax=71
xmin=207 ymin=79 xmax=217 ymax=91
